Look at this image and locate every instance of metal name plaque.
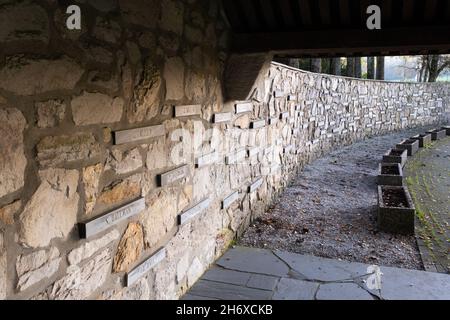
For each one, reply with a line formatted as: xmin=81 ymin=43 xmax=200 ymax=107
xmin=178 ymin=198 xmax=211 ymax=225
xmin=280 ymin=112 xmax=289 ymax=120
xmin=284 ymin=145 xmax=293 ymax=153
xmin=114 ymin=125 xmax=165 ymax=145
xmin=222 ymin=191 xmax=239 ymax=209
xmin=175 ymin=104 xmax=202 ymax=117
xmin=196 ymin=151 xmax=218 ymax=168
xmin=250 ymin=119 xmax=266 ymax=129
xmin=274 ymin=90 xmax=284 ymax=98
xmin=79 ymin=198 xmax=145 ymax=238
xmin=287 ymin=95 xmax=297 ymax=101
xmin=158 ymin=165 xmax=188 ymax=186
xmin=247 ymin=147 xmax=259 ymax=158
xmin=126 ymin=248 xmax=166 ymax=287
xmin=268 ymin=117 xmax=278 ymax=125
xmin=225 ymin=149 xmax=246 ymax=164
xmin=213 ymin=112 xmax=232 ymax=123
xmin=235 ymin=102 xmax=253 ymax=114
xmin=248 ymin=178 xmax=263 ymax=193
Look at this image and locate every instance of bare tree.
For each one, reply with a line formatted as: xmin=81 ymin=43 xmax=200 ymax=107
xmin=418 ymin=55 xmax=450 ymax=82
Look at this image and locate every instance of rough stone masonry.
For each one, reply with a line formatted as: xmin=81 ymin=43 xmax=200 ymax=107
xmin=0 ymin=0 xmax=449 ymax=300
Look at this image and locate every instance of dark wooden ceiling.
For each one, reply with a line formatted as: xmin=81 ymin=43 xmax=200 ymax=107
xmin=222 ymin=0 xmax=450 ymax=56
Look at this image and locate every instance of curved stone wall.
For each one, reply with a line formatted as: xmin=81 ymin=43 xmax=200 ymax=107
xmin=0 ymin=1 xmax=449 ymax=300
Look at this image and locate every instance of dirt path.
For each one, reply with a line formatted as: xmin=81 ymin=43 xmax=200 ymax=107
xmin=240 ymin=127 xmax=438 ymax=270
xmin=404 ymin=136 xmax=450 ymax=273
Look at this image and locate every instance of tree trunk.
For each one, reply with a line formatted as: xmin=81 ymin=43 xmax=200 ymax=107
xmin=311 ymin=58 xmax=322 ymax=73
xmin=427 ymin=55 xmax=439 ymax=82
xmin=354 ymin=58 xmax=362 ymax=78
xmin=376 ymin=56 xmax=385 ymax=80
xmin=331 ymin=58 xmax=341 ymax=75
xmin=346 ymin=57 xmax=355 ymax=77
xmin=367 ymin=57 xmax=375 ymax=79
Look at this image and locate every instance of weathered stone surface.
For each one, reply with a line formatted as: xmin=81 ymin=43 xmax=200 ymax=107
xmin=49 ymin=248 xmax=112 ymax=300
xmin=160 ymin=0 xmax=184 ymax=35
xmin=83 ymin=44 xmax=114 ymax=65
xmin=82 ymin=163 xmax=103 ymax=215
xmin=0 ymin=233 xmax=6 ymax=299
xmin=0 ymin=2 xmax=49 ymax=43
xmin=113 ymin=222 xmax=144 ymax=272
xmin=19 ymin=169 xmax=79 ymax=248
xmin=128 ymin=61 xmax=162 ymax=123
xmin=0 ymin=200 xmax=21 ymax=225
xmin=108 ymin=148 xmax=143 ymax=175
xmin=187 ymin=257 xmax=204 ymax=287
xmin=36 ymin=100 xmax=66 ymax=128
xmin=316 ymin=282 xmax=374 ymax=300
xmin=272 ymin=278 xmax=318 ymax=300
xmin=97 ymin=174 xmax=142 ymax=207
xmin=0 ymin=56 xmax=84 ymax=95
xmin=68 ymin=229 xmax=120 ymax=265
xmin=146 ymin=139 xmax=166 ymax=171
xmin=119 ymin=0 xmax=160 ymax=28
xmin=185 ymin=71 xmax=206 ymax=101
xmin=122 ymin=278 xmax=150 ymax=300
xmin=16 ymin=247 xmax=60 ymax=291
xmin=87 ymin=71 xmax=120 ymax=92
xmin=126 ymin=41 xmax=141 ymax=65
xmin=140 ymin=189 xmax=177 ymax=248
xmin=0 ymin=108 xmax=27 ymax=198
xmin=93 ymin=17 xmax=121 ymax=44
xmin=164 ymin=57 xmax=185 ymax=100
xmin=37 ymin=133 xmax=101 ymax=167
xmin=72 ymin=92 xmax=124 ymax=126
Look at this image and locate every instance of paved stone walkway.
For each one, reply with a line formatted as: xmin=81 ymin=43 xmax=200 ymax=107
xmin=183 ymin=246 xmax=450 ymax=300
xmin=404 ymin=136 xmax=450 ymax=273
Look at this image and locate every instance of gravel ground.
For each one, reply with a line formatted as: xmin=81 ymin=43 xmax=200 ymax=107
xmin=239 ymin=128 xmax=436 ymax=270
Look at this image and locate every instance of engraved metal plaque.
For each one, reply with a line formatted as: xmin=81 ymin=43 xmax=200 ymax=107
xmin=280 ymin=112 xmax=289 ymax=120
xmin=196 ymin=151 xmax=218 ymax=168
xmin=114 ymin=125 xmax=165 ymax=145
xmin=284 ymin=145 xmax=293 ymax=153
xmin=126 ymin=248 xmax=166 ymax=287
xmin=79 ymin=198 xmax=145 ymax=238
xmin=225 ymin=148 xmax=246 ymax=165
xmin=268 ymin=117 xmax=278 ymax=125
xmin=222 ymin=191 xmax=239 ymax=209
xmin=178 ymin=198 xmax=211 ymax=225
xmin=250 ymin=119 xmax=266 ymax=129
xmin=295 ymin=105 xmax=302 ymax=111
xmin=287 ymin=95 xmax=296 ymax=101
xmin=158 ymin=165 xmax=188 ymax=186
xmin=247 ymin=147 xmax=259 ymax=158
xmin=235 ymin=102 xmax=253 ymax=114
xmin=248 ymin=177 xmax=263 ymax=193
xmin=213 ymin=112 xmax=232 ymax=123
xmin=274 ymin=90 xmax=284 ymax=98
xmin=175 ymin=104 xmax=202 ymax=117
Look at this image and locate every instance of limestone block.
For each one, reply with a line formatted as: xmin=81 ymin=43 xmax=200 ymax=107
xmin=0 ymin=200 xmax=21 ymax=225
xmin=49 ymin=249 xmax=112 ymax=300
xmin=16 ymin=248 xmax=61 ymax=291
xmin=71 ymin=91 xmax=124 ymax=125
xmin=164 ymin=57 xmax=185 ymax=100
xmin=0 ymin=56 xmax=84 ymax=95
xmin=113 ymin=222 xmax=144 ymax=272
xmin=108 ymin=147 xmax=143 ymax=175
xmin=36 ymin=100 xmax=66 ymax=128
xmin=19 ymin=169 xmax=79 ymax=248
xmin=82 ymin=163 xmax=103 ymax=215
xmin=68 ymin=229 xmax=120 ymax=265
xmin=97 ymin=174 xmax=142 ymax=207
xmin=0 ymin=108 xmax=27 ymax=198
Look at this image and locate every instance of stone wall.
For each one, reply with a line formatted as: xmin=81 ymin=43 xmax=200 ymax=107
xmin=0 ymin=1 xmax=449 ymax=300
